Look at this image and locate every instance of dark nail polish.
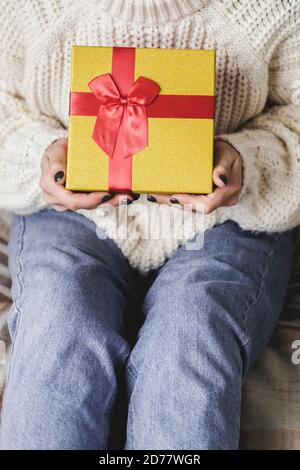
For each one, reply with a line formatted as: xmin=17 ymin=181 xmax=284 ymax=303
xmin=220 ymin=175 xmax=228 ymax=185
xmin=147 ymin=195 xmax=157 ymax=203
xmin=54 ymin=171 xmax=65 ymax=183
xmin=170 ymin=197 xmax=179 ymax=204
xmin=132 ymin=193 xmax=140 ymax=201
xmin=101 ymin=194 xmax=113 ymax=203
xmin=120 ymin=198 xmax=133 ymax=205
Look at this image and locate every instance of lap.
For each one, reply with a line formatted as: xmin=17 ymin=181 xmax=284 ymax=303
xmin=7 ymin=212 xmax=295 ymax=374
xmin=129 ymin=222 xmax=294 ymax=376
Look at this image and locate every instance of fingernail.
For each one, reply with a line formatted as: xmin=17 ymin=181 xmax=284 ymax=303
xmin=220 ymin=175 xmax=228 ymax=185
xmin=132 ymin=193 xmax=140 ymax=201
xmin=54 ymin=171 xmax=65 ymax=183
xmin=120 ymin=198 xmax=133 ymax=205
xmin=147 ymin=195 xmax=157 ymax=203
xmin=101 ymin=194 xmax=113 ymax=203
xmin=170 ymin=197 xmax=179 ymax=204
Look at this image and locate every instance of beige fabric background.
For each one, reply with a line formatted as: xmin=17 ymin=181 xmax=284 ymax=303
xmin=0 ymin=212 xmax=299 ymax=449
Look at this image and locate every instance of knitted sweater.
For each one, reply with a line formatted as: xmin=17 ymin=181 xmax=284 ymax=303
xmin=1 ymin=0 xmax=300 ymax=272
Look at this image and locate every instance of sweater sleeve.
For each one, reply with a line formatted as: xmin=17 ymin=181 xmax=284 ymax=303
xmin=216 ymin=17 xmax=300 ymax=232
xmin=0 ymin=8 xmax=67 ymax=215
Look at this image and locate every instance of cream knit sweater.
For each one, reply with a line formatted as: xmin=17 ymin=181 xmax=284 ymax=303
xmin=1 ymin=0 xmax=300 ymax=272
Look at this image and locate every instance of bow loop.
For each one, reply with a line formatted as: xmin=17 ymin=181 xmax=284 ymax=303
xmin=127 ymin=76 xmax=161 ymax=106
xmin=88 ymin=74 xmax=121 ymax=106
xmin=88 ymin=73 xmax=160 ymax=159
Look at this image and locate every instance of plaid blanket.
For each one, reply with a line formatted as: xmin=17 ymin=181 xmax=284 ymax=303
xmin=0 ymin=213 xmax=11 ymax=409
xmin=240 ymin=230 xmax=300 ymax=449
xmin=0 ymin=212 xmax=299 ymax=449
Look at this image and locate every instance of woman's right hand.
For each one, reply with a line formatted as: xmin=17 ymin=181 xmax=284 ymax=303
xmin=40 ymin=138 xmax=137 ymax=212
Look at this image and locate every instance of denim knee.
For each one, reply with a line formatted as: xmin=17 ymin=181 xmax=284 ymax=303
xmin=7 ymin=214 xmax=131 ymax=372
xmin=127 ymin=272 xmax=254 ymax=380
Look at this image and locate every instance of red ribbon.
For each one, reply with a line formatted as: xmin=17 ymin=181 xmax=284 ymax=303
xmin=70 ymin=47 xmax=215 ymax=192
xmin=88 ymin=74 xmax=160 ymax=159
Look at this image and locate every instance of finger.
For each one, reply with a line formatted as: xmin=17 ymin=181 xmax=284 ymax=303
xmin=167 ymin=193 xmax=207 ymax=212
xmin=40 ymin=186 xmax=69 ymax=212
xmin=229 ymin=153 xmax=243 ymax=193
xmin=169 ymin=190 xmax=238 ymax=213
xmin=63 ymin=191 xmax=108 ymax=210
xmin=202 ymin=188 xmax=232 ymax=213
xmin=48 ymin=158 xmax=67 ymax=186
xmin=205 ymin=154 xmax=242 ymax=212
xmin=213 ymin=139 xmax=240 ymax=188
xmin=99 ymin=192 xmax=141 ymax=206
xmin=45 ymin=139 xmax=68 ymax=184
xmin=52 ymin=204 xmax=69 ymax=212
xmin=40 ymin=153 xmax=66 ymax=190
xmin=213 ymin=164 xmax=232 ymax=188
xmin=146 ymin=194 xmax=172 ymax=205
xmin=40 ymin=175 xmax=106 ymax=210
xmin=111 ymin=193 xmax=136 ymax=206
xmin=225 ymin=193 xmax=240 ymax=206
xmin=201 ymin=175 xmax=241 ymax=213
xmin=41 ymin=154 xmax=118 ymax=210
xmin=212 ymin=148 xmax=234 ymax=188
xmin=45 ymin=137 xmax=68 ymax=162
xmin=42 ymin=191 xmax=59 ymax=205
xmin=214 ymin=138 xmax=238 ymax=164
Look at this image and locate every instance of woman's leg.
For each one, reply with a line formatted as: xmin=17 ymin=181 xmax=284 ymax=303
xmin=125 ymin=221 xmax=294 ymax=450
xmin=0 ymin=209 xmax=139 ymax=450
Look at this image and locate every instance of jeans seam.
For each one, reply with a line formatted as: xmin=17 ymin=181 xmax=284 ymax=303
xmin=240 ymin=232 xmax=282 ymax=348
xmin=0 ymin=216 xmax=26 ymax=424
xmin=125 ymin=359 xmax=139 ymax=449
xmin=100 ymin=344 xmax=131 ymax=449
xmin=127 ymin=389 xmax=135 ymax=449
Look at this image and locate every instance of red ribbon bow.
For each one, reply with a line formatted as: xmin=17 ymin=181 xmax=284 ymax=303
xmin=88 ymin=73 xmax=161 ymax=159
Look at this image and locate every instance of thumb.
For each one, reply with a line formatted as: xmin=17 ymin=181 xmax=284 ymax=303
xmin=213 ymin=160 xmax=232 ymax=189
xmin=46 ymin=139 xmax=67 ymax=185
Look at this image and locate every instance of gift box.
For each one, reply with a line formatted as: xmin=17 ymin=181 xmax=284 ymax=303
xmin=66 ymin=45 xmax=215 ymax=194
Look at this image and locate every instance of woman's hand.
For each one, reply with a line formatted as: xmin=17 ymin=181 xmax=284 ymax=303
xmin=147 ymin=139 xmax=242 ymax=213
xmin=40 ymin=138 xmax=137 ymax=212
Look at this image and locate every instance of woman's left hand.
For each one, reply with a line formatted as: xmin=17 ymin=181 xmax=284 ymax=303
xmin=147 ymin=139 xmax=242 ymax=214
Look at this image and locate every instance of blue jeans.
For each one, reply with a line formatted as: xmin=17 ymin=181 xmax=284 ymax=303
xmin=0 ymin=209 xmax=294 ymax=450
